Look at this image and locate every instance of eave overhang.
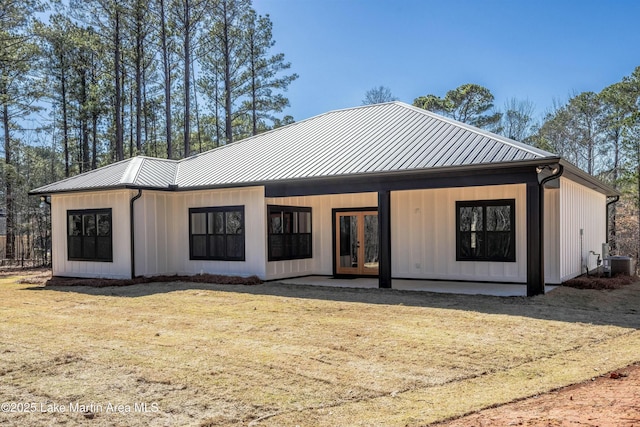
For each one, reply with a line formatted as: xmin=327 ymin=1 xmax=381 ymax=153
xmin=30 ymin=158 xmax=566 ymax=197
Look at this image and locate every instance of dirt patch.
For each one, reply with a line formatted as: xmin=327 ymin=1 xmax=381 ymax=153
xmin=436 ymin=363 xmax=640 ymax=426
xmin=44 ymin=273 xmax=262 ymax=287
xmin=563 ymin=273 xmax=637 ymax=290
xmin=0 ymin=267 xmax=50 ymax=279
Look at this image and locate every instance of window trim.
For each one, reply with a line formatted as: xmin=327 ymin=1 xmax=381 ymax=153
xmin=267 ymin=205 xmax=313 ymax=262
xmin=189 ymin=206 xmax=245 ymax=261
xmin=67 ymin=208 xmax=113 ymax=262
xmin=455 ymin=199 xmax=516 ymax=262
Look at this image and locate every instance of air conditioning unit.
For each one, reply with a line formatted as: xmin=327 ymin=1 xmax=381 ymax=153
xmin=609 ymin=256 xmax=634 ymax=276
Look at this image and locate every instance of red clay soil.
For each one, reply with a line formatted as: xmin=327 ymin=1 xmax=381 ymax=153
xmin=436 ymin=363 xmax=640 ymax=426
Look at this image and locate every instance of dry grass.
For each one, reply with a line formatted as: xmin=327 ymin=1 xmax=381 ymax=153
xmin=0 ymin=271 xmax=639 ymax=426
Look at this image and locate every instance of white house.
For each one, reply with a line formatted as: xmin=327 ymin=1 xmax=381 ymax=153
xmin=30 ymin=102 xmax=618 ymax=296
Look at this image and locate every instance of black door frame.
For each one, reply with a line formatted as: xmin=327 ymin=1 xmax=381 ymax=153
xmin=332 ymin=207 xmax=378 ymax=278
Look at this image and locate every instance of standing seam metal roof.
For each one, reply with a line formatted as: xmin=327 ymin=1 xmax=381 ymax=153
xmin=31 ymin=101 xmax=560 ymax=194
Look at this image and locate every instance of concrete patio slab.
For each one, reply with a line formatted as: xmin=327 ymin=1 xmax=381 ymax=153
xmin=277 ymin=276 xmax=557 ymax=297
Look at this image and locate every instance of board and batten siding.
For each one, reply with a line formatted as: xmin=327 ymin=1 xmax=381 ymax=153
xmin=167 ymin=186 xmax=267 ymax=278
xmin=264 ymin=193 xmax=378 ymax=280
xmin=133 ymin=191 xmax=173 ymax=277
xmin=544 ymin=187 xmax=561 ymax=284
xmin=391 ymin=184 xmax=528 ymax=283
xmin=51 ymin=190 xmax=133 ymax=279
xmin=559 ymin=177 xmax=606 ymax=281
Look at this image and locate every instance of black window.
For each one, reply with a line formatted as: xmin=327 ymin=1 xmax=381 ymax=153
xmin=189 ymin=206 xmax=245 ymax=261
xmin=456 ymin=199 xmax=515 ymax=262
xmin=268 ymin=205 xmax=312 ymax=261
xmin=67 ymin=209 xmax=113 ymax=262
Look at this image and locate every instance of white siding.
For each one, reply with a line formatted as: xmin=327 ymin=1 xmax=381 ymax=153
xmin=392 ymin=185 xmax=527 ymax=283
xmin=168 ymin=186 xmax=266 ymax=278
xmin=264 ymin=193 xmax=378 ymax=279
xmin=50 ymin=178 xmax=606 ymax=284
xmin=559 ymin=177 xmax=607 ymax=281
xmin=51 ymin=190 xmax=133 ymax=279
xmin=134 ymin=191 xmax=173 ymax=276
xmin=544 ymin=187 xmax=561 ymax=284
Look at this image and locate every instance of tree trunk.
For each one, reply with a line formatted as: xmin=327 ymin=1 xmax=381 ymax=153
xmin=214 ymin=62 xmax=220 ymax=147
xmin=143 ymin=44 xmax=149 ymax=156
xmin=90 ymin=48 xmax=98 ymax=170
xmin=192 ymin=58 xmax=202 ymax=152
xmin=81 ymin=69 xmax=90 ymax=172
xmin=135 ymin=0 xmax=143 ymax=154
xmin=610 ymin=128 xmax=620 ymax=251
xmin=637 ymin=148 xmax=640 ymax=263
xmin=222 ymin=0 xmax=233 ymax=144
xmin=2 ymin=99 xmax=15 ymax=260
xmin=159 ymin=0 xmax=172 ymax=159
xmin=60 ymin=52 xmax=70 ymax=177
xmin=114 ymin=9 xmax=124 ymax=161
xmin=249 ymin=32 xmax=257 ymax=136
xmin=92 ymin=111 xmax=98 ymax=169
xmin=183 ymin=0 xmax=191 ymax=157
xmin=129 ymin=83 xmax=134 ymax=158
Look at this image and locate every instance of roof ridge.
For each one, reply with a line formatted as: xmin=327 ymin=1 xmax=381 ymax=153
xmin=36 ymin=157 xmax=135 ymax=188
xmin=396 ymin=102 xmax=555 ymax=158
xmin=121 ymin=157 xmax=144 ymax=184
xmin=137 ymin=155 xmax=180 ymax=163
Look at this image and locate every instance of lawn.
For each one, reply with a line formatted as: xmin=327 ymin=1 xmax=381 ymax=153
xmin=0 ymin=271 xmax=639 ymax=426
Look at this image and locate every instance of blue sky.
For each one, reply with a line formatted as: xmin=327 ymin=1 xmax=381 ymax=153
xmin=252 ymin=0 xmax=640 ymax=123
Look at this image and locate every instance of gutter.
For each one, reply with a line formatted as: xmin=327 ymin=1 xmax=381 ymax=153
xmin=130 ymin=189 xmax=143 ymax=279
xmin=30 ymin=158 xmax=563 ymax=196
xmin=606 ymin=195 xmax=620 ymax=244
xmin=534 ymin=164 xmax=564 ymax=296
xmin=41 ymin=196 xmax=52 ymax=266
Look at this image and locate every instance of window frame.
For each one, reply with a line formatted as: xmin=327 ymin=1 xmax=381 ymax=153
xmin=189 ymin=206 xmax=245 ymax=261
xmin=66 ymin=208 xmax=113 ymax=262
xmin=455 ymin=199 xmax=516 ymax=262
xmin=267 ymin=205 xmax=313 ymax=262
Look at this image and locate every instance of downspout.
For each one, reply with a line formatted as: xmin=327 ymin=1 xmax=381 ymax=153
xmin=41 ymin=196 xmax=52 ymax=267
xmin=537 ymin=164 xmax=564 ymax=294
xmin=605 ymin=195 xmax=620 ymax=244
xmin=130 ymin=189 xmax=142 ymax=279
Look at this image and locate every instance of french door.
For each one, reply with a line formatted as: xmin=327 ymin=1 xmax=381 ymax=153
xmin=335 ymin=211 xmax=379 ymax=275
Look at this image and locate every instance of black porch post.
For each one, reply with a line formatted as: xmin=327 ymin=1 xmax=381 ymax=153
xmin=526 ymin=180 xmax=544 ymax=296
xmin=378 ymin=190 xmax=392 ymax=289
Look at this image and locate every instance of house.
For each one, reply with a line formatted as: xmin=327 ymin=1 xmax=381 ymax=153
xmin=30 ymin=102 xmax=618 ymax=296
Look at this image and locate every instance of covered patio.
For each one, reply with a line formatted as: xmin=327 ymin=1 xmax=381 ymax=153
xmin=277 ymin=275 xmax=558 ymax=297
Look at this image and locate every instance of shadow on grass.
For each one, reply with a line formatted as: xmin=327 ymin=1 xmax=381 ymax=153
xmin=25 ymin=277 xmax=640 ymax=330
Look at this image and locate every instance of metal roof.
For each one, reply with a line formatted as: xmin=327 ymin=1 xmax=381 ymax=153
xmin=31 ymin=156 xmax=179 ymax=194
xmin=32 ymin=101 xmax=600 ymax=195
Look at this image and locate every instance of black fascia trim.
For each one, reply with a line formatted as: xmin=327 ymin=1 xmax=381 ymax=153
xmin=265 ymin=166 xmax=539 ymax=198
xmin=559 ymin=160 xmax=620 ymax=197
xmin=332 ymin=207 xmax=378 ymax=213
xmin=29 ymin=184 xmax=165 ymax=197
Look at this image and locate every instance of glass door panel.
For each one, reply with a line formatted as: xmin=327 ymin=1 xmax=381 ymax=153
xmin=335 ymin=211 xmax=378 ymax=275
xmin=363 ymin=214 xmax=379 ymax=273
xmin=339 ymin=215 xmax=358 ymax=270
